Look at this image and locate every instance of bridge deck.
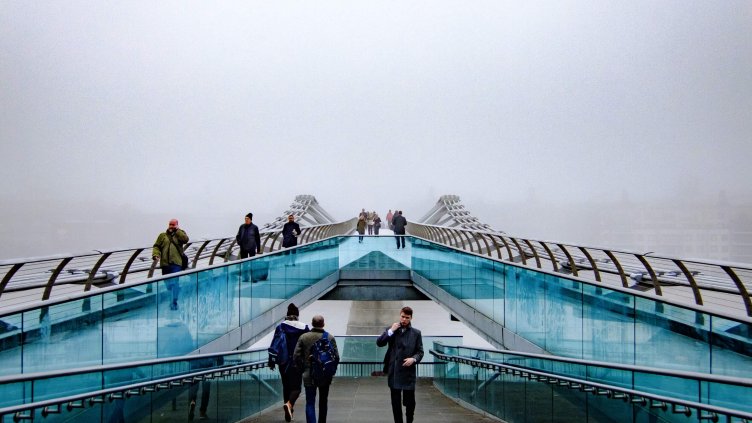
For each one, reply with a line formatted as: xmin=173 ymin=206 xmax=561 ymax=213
xmin=241 ymin=377 xmax=500 ymax=423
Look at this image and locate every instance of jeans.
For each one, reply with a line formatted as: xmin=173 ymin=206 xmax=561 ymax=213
xmin=161 ymin=264 xmax=182 ymax=309
xmin=305 ymin=384 xmax=330 ymax=423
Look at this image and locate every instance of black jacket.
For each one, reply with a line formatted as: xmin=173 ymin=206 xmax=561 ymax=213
xmin=236 ymin=223 xmax=261 ymax=253
xmin=281 ymin=221 xmax=301 ymax=248
xmin=392 ymin=215 xmax=407 ymax=235
xmin=376 ymin=324 xmax=423 ymax=390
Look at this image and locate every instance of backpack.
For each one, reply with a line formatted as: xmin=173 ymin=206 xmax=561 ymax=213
xmin=268 ymin=327 xmax=290 ymax=370
xmin=309 ymin=331 xmax=339 ymax=386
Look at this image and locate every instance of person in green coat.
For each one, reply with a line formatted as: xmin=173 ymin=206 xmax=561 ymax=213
xmin=152 ymin=218 xmax=189 ymax=310
xmin=356 ymin=215 xmax=366 ymax=243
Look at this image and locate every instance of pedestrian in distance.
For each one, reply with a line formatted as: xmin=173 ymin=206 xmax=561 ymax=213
xmin=268 ymin=304 xmax=310 ymax=423
xmin=376 ymin=306 xmax=423 ymax=423
xmin=282 ymin=214 xmax=302 ymax=266
xmin=152 ymin=218 xmax=189 ymax=275
xmin=367 ymin=211 xmax=375 ymax=235
xmin=373 ymin=214 xmax=382 ymax=235
xmin=356 ymin=215 xmax=366 ymax=243
xmin=294 ymin=315 xmax=339 ymax=423
xmin=386 ymin=209 xmax=394 ymax=231
xmin=152 ymin=218 xmax=189 ymax=310
xmin=392 ymin=210 xmax=407 ymax=249
xmin=236 ymin=213 xmax=261 ymax=259
xmin=282 ymin=214 xmax=302 ymax=248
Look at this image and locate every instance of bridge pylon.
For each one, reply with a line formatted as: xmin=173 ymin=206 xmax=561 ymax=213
xmin=261 ymin=195 xmax=338 ymax=230
xmin=417 ymin=195 xmax=499 ymax=232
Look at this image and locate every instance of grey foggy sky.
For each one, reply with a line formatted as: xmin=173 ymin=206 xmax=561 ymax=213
xmin=1 ymin=1 xmax=751 ymax=259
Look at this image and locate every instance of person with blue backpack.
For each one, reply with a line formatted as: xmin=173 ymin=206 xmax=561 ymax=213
xmin=268 ymin=304 xmax=310 ymax=422
xmin=293 ymin=314 xmax=339 ymax=423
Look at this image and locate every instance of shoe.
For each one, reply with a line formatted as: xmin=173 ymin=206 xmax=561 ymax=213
xmin=283 ymin=402 xmax=292 ymax=422
xmin=199 ymin=412 xmax=208 ymax=420
xmin=188 ymin=400 xmax=196 ymax=420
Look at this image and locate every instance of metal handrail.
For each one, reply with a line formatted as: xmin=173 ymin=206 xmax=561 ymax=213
xmin=430 ymin=342 xmax=752 ymax=387
xmin=408 ymin=222 xmax=752 ymax=317
xmin=429 ymin=349 xmax=752 ymax=422
xmin=0 ymin=218 xmax=357 ymax=305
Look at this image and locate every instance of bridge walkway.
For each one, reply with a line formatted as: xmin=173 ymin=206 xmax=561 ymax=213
xmin=241 ymin=377 xmax=500 ymax=423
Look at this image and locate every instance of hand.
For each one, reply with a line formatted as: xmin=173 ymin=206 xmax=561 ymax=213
xmin=390 ymin=322 xmax=400 ymax=332
xmin=402 ymin=357 xmax=415 ymax=367
xmin=269 ymin=363 xmax=275 ymax=371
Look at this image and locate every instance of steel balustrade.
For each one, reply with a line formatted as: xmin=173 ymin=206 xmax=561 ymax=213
xmin=408 ymin=222 xmax=752 ymax=317
xmin=429 ymin=348 xmax=752 ymax=422
xmin=0 ymin=218 xmax=356 ymax=306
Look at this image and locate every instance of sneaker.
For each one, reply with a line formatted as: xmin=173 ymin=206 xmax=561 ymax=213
xmin=188 ymin=400 xmax=196 ymax=420
xmin=283 ymin=402 xmax=292 ymax=422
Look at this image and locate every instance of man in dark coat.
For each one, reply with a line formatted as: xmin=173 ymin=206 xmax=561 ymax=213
xmin=281 ymin=214 xmax=302 ymax=248
xmin=376 ymin=306 xmax=423 ymax=423
xmin=392 ymin=210 xmax=408 ymax=249
xmin=236 ymin=212 xmax=261 ymax=258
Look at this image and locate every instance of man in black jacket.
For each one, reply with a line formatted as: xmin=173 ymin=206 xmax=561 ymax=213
xmin=236 ymin=213 xmax=261 ymax=258
xmin=281 ymin=214 xmax=302 ymax=248
xmin=376 ymin=306 xmax=423 ymax=423
xmin=282 ymin=214 xmax=302 ymax=266
xmin=392 ymin=211 xmax=408 ymax=249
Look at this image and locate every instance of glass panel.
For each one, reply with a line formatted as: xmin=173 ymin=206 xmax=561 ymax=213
xmin=0 ymin=312 xmax=24 ymax=376
xmin=635 ymin=297 xmax=710 ymax=373
xmin=23 ymin=298 xmax=103 ymax=374
xmin=103 ymin=283 xmax=156 ymax=364
xmin=709 ymin=315 xmax=752 ymax=379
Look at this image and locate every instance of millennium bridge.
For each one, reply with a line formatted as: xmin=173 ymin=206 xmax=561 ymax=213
xmin=0 ymin=195 xmax=750 ymax=422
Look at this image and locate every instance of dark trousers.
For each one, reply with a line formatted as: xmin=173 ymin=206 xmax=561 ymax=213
xmin=189 ymin=380 xmax=211 ymax=413
xmin=390 ymin=388 xmax=415 ymax=423
xmin=305 ymin=384 xmax=330 ymax=423
xmin=240 ymin=249 xmax=256 ymax=259
xmin=281 ymin=366 xmax=303 ymax=406
xmin=395 ymin=235 xmax=406 ymax=249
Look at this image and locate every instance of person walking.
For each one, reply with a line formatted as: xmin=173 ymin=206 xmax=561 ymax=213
xmin=282 ymin=214 xmax=302 ymax=248
xmin=373 ymin=214 xmax=382 ymax=235
xmin=152 ymin=218 xmax=189 ymax=310
xmin=356 ymin=215 xmax=366 ymax=243
xmin=282 ymin=214 xmax=302 ymax=266
xmin=392 ymin=210 xmax=407 ymax=249
xmin=294 ymin=315 xmax=339 ymax=423
xmin=386 ymin=210 xmax=394 ymax=231
xmin=269 ymin=304 xmax=310 ymax=423
xmin=236 ymin=213 xmax=261 ymax=258
xmin=152 ymin=218 xmax=189 ymax=275
xmin=376 ymin=306 xmax=423 ymax=423
xmin=366 ymin=211 xmax=375 ymax=235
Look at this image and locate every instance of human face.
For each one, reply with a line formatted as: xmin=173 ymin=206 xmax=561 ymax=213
xmin=288 ymin=215 xmax=294 ymax=222
xmin=244 ymin=217 xmax=251 ymax=224
xmin=168 ymin=219 xmax=178 ymax=230
xmin=399 ymin=312 xmax=412 ymax=327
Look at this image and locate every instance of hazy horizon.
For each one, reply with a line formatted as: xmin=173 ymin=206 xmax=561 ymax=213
xmin=2 ymin=2 xmax=750 ymax=262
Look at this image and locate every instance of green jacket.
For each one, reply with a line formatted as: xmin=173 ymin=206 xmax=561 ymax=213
xmin=152 ymin=229 xmax=189 ymax=267
xmin=293 ymin=328 xmax=338 ymax=387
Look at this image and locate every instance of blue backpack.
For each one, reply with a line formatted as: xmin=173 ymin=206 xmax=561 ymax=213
xmin=310 ymin=331 xmax=339 ymax=386
xmin=268 ymin=327 xmax=290 ymax=370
